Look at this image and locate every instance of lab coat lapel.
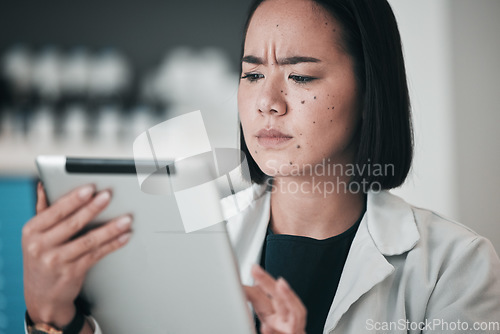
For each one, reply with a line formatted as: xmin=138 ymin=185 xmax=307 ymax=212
xmin=225 ymin=184 xmax=271 ymax=286
xmin=324 ymin=190 xmax=420 ymax=333
xmin=323 ymin=215 xmax=395 ymax=332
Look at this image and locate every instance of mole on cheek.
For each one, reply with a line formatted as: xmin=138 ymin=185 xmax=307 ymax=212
xmin=289 ymin=161 xmax=293 ymax=165
xmin=301 ymin=100 xmax=305 ymax=104
xmin=281 ymin=90 xmax=283 ymax=93
xmin=313 ymin=121 xmax=316 ymax=124
xmin=330 ymin=120 xmax=333 ymax=122
xmin=314 ymin=96 xmax=316 ymax=100
xmin=297 ymin=145 xmax=301 ymax=149
xmin=254 ymin=150 xmax=258 ymax=154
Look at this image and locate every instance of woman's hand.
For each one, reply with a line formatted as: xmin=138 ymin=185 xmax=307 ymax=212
xmin=244 ymin=265 xmax=307 ymax=334
xmin=22 ymin=182 xmax=132 ymax=328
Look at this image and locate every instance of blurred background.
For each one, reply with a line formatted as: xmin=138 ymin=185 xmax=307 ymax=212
xmin=0 ymin=0 xmax=499 ymax=332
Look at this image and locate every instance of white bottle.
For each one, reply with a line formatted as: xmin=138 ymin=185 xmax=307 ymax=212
xmin=32 ymin=46 xmax=61 ymax=103
xmin=88 ymin=48 xmax=131 ymax=101
xmin=27 ymin=104 xmax=56 ymax=151
xmin=61 ymin=103 xmax=88 ymax=152
xmin=127 ymin=104 xmax=155 ymax=141
xmin=94 ymin=104 xmax=121 ymax=154
xmin=60 ymin=47 xmax=90 ymax=100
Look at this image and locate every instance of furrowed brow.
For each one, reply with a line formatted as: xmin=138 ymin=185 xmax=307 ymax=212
xmin=241 ymin=55 xmax=321 ymax=65
xmin=241 ymin=55 xmax=264 ymax=65
xmin=278 ymin=56 xmax=321 ymax=65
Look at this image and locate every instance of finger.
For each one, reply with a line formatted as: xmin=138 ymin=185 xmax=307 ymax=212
xmin=44 ymin=190 xmax=112 ymax=246
xmin=244 ymin=285 xmax=274 ymax=321
xmin=276 ymin=278 xmax=307 ymax=323
xmin=36 ymin=182 xmax=48 ymax=213
xmin=252 ymin=266 xmax=290 ymax=322
xmin=73 ymin=230 xmax=132 ymax=276
xmin=270 ymin=278 xmax=290 ymax=321
xmin=59 ymin=214 xmax=132 ymax=262
xmin=28 ymin=184 xmax=95 ymax=233
xmin=251 ymin=264 xmax=278 ymax=298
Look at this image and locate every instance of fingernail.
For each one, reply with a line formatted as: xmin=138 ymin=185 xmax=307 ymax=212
xmin=118 ymin=233 xmax=131 ymax=244
xmin=79 ymin=185 xmax=95 ymax=199
xmin=116 ymin=215 xmax=132 ymax=230
xmin=252 ymin=264 xmax=263 ymax=272
xmin=278 ymin=277 xmax=289 ymax=289
xmin=94 ymin=190 xmax=111 ymax=206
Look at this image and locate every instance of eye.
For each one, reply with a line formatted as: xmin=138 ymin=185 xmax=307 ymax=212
xmin=289 ymin=74 xmax=316 ymax=84
xmin=241 ymin=73 xmax=264 ymax=82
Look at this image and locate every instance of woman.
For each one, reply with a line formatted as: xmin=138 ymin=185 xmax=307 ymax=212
xmin=23 ymin=0 xmax=500 ymax=333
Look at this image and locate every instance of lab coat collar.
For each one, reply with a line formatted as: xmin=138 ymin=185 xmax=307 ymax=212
xmin=365 ymin=189 xmax=420 ymax=256
xmin=228 ymin=183 xmax=420 ymax=256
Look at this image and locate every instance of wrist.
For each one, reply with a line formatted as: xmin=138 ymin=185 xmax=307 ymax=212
xmin=28 ymin=304 xmax=76 ymax=329
xmin=51 ymin=305 xmax=77 ymax=329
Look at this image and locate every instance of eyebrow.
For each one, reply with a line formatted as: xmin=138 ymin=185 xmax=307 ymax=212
xmin=241 ymin=55 xmax=321 ymax=65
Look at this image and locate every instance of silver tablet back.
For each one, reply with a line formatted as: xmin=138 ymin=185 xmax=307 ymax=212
xmin=36 ymin=155 xmax=256 ymax=334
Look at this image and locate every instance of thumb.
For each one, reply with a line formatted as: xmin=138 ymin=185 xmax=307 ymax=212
xmin=36 ymin=182 xmax=49 ymax=213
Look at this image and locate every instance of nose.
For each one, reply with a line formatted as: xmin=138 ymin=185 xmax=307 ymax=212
xmin=256 ymin=77 xmax=287 ymax=116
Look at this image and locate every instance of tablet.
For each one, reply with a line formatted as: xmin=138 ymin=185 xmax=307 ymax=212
xmin=36 ymin=155 xmax=256 ymax=334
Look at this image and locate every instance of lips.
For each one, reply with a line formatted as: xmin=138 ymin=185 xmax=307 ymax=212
xmin=256 ymin=128 xmax=293 ymax=148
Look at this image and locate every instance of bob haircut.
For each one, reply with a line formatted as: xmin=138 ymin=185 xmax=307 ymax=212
xmin=239 ymin=0 xmax=413 ymax=190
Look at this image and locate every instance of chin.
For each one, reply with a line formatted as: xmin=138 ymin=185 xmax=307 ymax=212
xmin=256 ymin=158 xmax=298 ymax=178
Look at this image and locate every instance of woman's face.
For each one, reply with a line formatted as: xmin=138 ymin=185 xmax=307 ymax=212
xmin=238 ymin=0 xmax=361 ymax=178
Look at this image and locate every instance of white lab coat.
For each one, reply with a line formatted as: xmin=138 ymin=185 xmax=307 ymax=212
xmin=222 ymin=183 xmax=500 ymax=334
xmin=26 ymin=184 xmax=500 ymax=334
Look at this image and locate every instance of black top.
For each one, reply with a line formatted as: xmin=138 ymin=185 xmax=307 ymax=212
xmin=258 ymin=212 xmax=364 ymax=334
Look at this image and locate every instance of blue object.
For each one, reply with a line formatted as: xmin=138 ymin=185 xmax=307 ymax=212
xmin=0 ymin=177 xmax=35 ymax=334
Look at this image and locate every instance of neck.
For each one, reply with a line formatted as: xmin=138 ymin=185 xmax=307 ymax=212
xmin=269 ymin=174 xmax=365 ymax=239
